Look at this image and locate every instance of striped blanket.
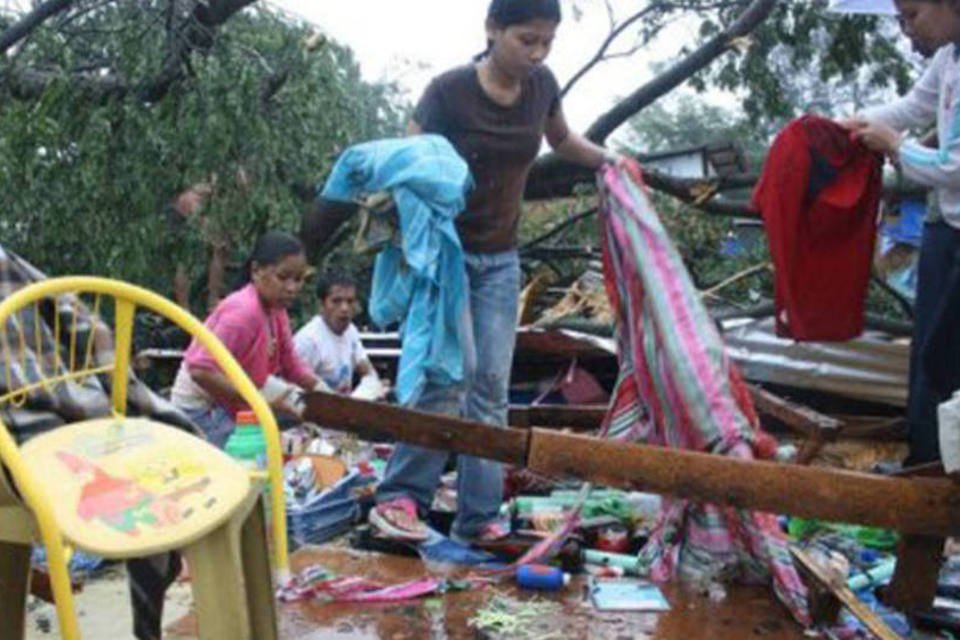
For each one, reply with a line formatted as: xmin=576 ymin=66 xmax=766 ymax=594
xmin=598 ymin=163 xmax=810 ymax=625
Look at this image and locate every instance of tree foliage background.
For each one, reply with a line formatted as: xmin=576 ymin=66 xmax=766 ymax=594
xmin=0 ymin=1 xmax=402 ymax=313
xmin=0 ymin=0 xmax=925 ymax=323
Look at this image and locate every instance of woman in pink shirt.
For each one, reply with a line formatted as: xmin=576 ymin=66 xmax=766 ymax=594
xmin=171 ymin=231 xmax=320 ymax=447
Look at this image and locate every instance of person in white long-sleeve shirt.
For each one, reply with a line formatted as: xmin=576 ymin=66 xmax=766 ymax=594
xmin=840 ymin=0 xmax=960 ymax=464
xmin=294 ymin=274 xmax=388 ymax=400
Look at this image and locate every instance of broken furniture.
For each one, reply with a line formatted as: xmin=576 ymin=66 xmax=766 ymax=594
xmin=0 ymin=277 xmax=287 ymax=640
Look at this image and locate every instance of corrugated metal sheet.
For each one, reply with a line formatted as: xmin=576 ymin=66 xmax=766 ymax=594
xmin=722 ymin=317 xmax=909 ymax=407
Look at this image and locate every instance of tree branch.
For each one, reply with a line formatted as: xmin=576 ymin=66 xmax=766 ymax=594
xmin=585 ymin=0 xmax=777 ymax=143
xmin=560 ymin=3 xmax=666 ymax=98
xmin=3 ymin=0 xmax=255 ymax=103
xmin=5 ymin=66 xmax=128 ymax=99
xmin=0 ymin=0 xmax=75 ymax=54
xmin=527 ymin=0 xmax=777 ymax=206
xmin=524 ymin=150 xmax=759 ymax=218
xmin=137 ymin=0 xmax=256 ymax=103
xmin=519 ymin=207 xmax=599 ymax=251
xmin=644 ymin=168 xmax=757 ymax=216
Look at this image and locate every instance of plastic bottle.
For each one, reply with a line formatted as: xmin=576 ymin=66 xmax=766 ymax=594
xmin=225 ymin=410 xmax=271 ymax=531
xmin=583 ymin=549 xmax=641 ymax=574
xmin=225 ymin=410 xmax=268 ymax=472
xmin=847 ymin=557 xmax=897 ymax=591
xmin=516 ymin=564 xmax=570 ymax=591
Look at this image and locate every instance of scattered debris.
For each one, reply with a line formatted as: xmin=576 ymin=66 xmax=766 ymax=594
xmin=469 ymin=595 xmax=564 ymax=639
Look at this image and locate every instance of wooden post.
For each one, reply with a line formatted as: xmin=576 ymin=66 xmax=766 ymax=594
xmin=884 ymin=535 xmax=943 ymax=612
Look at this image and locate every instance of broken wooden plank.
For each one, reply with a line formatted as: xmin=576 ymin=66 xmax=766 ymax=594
xmin=748 ymin=385 xmax=842 ymax=439
xmin=831 ymin=415 xmax=905 ymax=441
xmin=303 ymin=392 xmax=529 ymax=466
xmin=507 ymin=404 xmax=605 ymax=431
xmin=890 ymin=461 xmax=944 ymax=478
xmin=526 ymin=429 xmax=960 ymax=538
xmin=791 ymin=547 xmax=900 ymax=640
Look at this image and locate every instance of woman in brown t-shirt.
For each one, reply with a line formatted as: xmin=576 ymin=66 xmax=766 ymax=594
xmin=371 ymin=0 xmax=618 ymax=543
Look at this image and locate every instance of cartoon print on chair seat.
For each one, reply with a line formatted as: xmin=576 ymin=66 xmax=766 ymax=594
xmin=56 ymin=450 xmax=214 ymax=536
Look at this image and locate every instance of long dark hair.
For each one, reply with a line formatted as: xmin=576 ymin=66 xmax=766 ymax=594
xmin=237 ymin=230 xmax=304 ymax=288
xmin=474 ymin=0 xmax=562 ymax=61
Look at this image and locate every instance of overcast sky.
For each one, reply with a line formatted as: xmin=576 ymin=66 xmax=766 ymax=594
xmin=268 ymin=0 xmax=710 ymax=140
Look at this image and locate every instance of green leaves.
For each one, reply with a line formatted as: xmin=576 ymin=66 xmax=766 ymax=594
xmin=0 ymin=3 xmax=402 ymax=314
xmin=704 ymin=0 xmax=912 ymax=121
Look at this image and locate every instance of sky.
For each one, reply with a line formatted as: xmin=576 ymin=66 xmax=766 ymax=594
xmin=0 ymin=0 xmax=713 ymax=141
xmin=267 ymin=0 xmax=709 ymax=140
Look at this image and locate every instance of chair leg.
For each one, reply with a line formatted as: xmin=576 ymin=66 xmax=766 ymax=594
xmin=184 ymin=522 xmax=251 ymax=640
xmin=0 ymin=542 xmax=31 ymax=640
xmin=240 ymin=499 xmax=278 ymax=640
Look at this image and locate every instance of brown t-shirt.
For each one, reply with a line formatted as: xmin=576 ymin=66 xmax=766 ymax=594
xmin=412 ymin=64 xmax=562 ymax=253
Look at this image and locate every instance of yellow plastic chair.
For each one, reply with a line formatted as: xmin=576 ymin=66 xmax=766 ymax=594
xmin=0 ymin=276 xmax=290 ymax=640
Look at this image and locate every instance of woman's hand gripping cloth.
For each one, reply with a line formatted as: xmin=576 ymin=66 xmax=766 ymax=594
xmin=597 ymin=163 xmax=810 ymax=625
xmin=321 ymin=135 xmax=472 ymax=405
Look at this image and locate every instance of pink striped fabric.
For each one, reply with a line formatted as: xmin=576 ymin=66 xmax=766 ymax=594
xmin=597 ymin=163 xmax=810 ymax=625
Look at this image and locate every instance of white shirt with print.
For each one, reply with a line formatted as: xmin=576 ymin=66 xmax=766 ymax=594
xmin=293 ymin=316 xmax=368 ymax=395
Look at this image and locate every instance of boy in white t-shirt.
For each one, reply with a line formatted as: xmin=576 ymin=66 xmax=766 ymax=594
xmin=294 ymin=274 xmax=387 ymax=399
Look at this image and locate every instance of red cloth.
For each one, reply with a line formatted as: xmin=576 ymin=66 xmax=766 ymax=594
xmin=753 ymin=115 xmax=882 ymax=341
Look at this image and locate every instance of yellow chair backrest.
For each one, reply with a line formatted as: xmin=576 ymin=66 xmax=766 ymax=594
xmin=0 ymin=277 xmax=289 ymax=574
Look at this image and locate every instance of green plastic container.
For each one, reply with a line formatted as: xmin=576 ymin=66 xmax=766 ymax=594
xmin=225 ymin=411 xmax=272 ymax=539
xmin=225 ymin=410 xmax=267 ymax=472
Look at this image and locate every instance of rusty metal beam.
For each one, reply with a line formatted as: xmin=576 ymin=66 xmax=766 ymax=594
xmin=304 ymin=393 xmax=529 ymax=466
xmin=305 ymin=393 xmax=958 ymax=611
xmin=306 ymin=393 xmax=960 ymax=538
xmin=526 ymin=429 xmax=960 ymax=537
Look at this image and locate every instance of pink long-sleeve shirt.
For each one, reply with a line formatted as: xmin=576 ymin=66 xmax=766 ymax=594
xmin=173 ymin=283 xmax=312 ymax=415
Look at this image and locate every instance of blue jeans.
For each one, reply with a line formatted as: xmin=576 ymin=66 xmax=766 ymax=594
xmin=906 ymin=221 xmax=960 ymax=464
xmin=183 ymin=405 xmax=235 ymax=449
xmin=376 ymin=250 xmax=520 ymax=538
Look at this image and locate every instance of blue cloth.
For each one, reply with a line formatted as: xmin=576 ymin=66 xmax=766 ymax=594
xmin=417 ymin=529 xmax=497 ymax=566
xmin=321 ymin=135 xmax=472 ymax=405
xmin=882 ymin=198 xmax=925 ymax=247
xmin=32 ymin=546 xmax=104 ymax=577
xmin=376 ymin=250 xmax=520 ymax=538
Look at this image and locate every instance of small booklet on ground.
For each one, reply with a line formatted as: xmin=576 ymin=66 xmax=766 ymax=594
xmin=588 ymin=577 xmax=671 ymax=612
